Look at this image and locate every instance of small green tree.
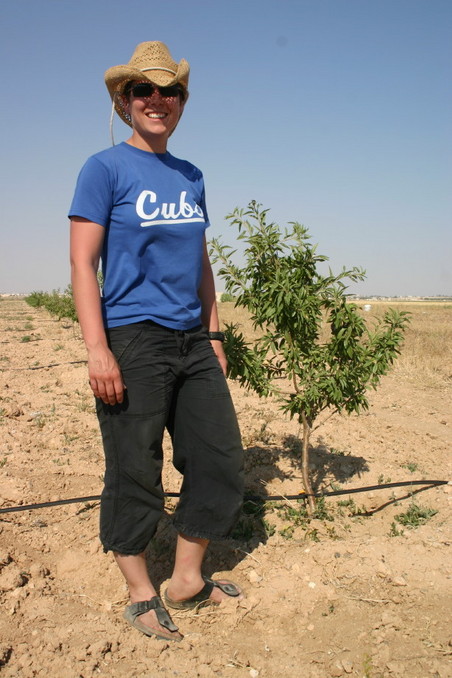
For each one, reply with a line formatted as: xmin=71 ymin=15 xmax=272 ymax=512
xmin=210 ymin=202 xmax=410 ymax=512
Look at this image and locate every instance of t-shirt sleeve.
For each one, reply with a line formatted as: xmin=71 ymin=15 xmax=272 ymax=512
xmin=68 ymin=156 xmax=114 ymax=227
xmin=199 ymin=181 xmax=210 ymax=228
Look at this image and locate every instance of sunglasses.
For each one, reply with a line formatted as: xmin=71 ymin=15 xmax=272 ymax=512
xmin=129 ymin=82 xmax=183 ymax=99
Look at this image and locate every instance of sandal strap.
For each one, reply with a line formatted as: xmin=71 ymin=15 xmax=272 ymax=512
xmin=181 ymin=578 xmax=215 ymax=604
xmin=204 ymin=577 xmax=241 ymax=597
xmin=127 ymin=596 xmax=179 ymax=632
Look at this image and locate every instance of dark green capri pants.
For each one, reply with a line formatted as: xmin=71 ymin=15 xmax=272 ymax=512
xmin=96 ymin=320 xmax=244 ymax=555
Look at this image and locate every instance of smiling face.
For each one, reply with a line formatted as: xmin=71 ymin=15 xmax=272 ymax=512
xmin=121 ymin=80 xmax=186 ymax=152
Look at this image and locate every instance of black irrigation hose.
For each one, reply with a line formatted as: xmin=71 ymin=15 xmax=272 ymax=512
xmin=5 ymin=360 xmax=87 ymax=371
xmin=0 ymin=480 xmax=447 ymax=515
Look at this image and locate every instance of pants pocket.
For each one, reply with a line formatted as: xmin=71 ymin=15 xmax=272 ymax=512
xmin=106 ymin=325 xmax=144 ymax=365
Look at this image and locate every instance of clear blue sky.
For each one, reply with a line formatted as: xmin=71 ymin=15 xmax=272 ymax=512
xmin=1 ymin=0 xmax=451 ymax=296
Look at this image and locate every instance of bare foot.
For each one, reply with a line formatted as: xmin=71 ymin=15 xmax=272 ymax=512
xmin=125 ymin=592 xmax=183 ymax=641
xmin=130 ymin=607 xmax=183 ymax=641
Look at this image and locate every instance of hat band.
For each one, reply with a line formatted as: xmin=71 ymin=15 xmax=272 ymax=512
xmin=140 ymin=66 xmax=177 ymax=75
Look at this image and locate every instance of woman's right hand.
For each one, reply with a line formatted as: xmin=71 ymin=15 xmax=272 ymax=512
xmin=87 ymin=346 xmax=126 ymax=405
xmin=70 ymin=218 xmax=126 ymax=406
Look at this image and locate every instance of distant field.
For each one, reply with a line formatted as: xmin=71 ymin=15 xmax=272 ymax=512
xmin=218 ymin=300 xmax=452 ymax=390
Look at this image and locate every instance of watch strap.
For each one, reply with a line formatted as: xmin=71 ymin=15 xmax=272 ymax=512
xmin=208 ymin=331 xmax=225 ymax=342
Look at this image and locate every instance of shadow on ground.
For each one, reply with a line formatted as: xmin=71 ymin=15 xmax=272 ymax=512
xmin=145 ymin=436 xmax=370 ymax=589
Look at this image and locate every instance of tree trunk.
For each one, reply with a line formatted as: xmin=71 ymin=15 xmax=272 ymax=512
xmin=301 ymin=412 xmax=316 ymax=514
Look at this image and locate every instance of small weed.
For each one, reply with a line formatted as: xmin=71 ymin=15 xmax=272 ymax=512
xmin=337 ymin=498 xmax=366 ymax=516
xmin=313 ymin=496 xmax=334 ymax=521
xmin=231 ymin=516 xmax=255 ymax=541
xmin=394 ymin=502 xmax=438 ymax=529
xmin=389 ymin=521 xmax=403 ymax=537
xmin=338 ymin=498 xmax=354 ymax=508
xmin=325 ymin=525 xmax=339 ymax=540
xmin=255 ymin=422 xmax=272 ymax=444
xmin=0 ymin=457 xmax=7 ymax=467
xmin=54 ymin=344 xmax=64 ymax=351
xmin=24 ymin=322 xmax=34 ymax=330
xmin=305 ymin=528 xmax=320 ymax=542
xmin=263 ymin=519 xmax=276 ymax=537
xmin=330 ymin=447 xmax=347 ymax=456
xmin=279 ymin=525 xmax=294 ymax=540
xmin=231 ymin=499 xmax=273 ymax=541
xmin=362 ymin=653 xmax=373 ymax=678
xmin=277 ymin=500 xmax=308 ymax=526
xmin=322 ymin=603 xmax=335 ymax=617
xmin=378 ymin=474 xmax=392 ymax=484
xmin=401 ymin=462 xmax=419 ymax=473
xmin=242 ymin=499 xmax=266 ymax=518
xmin=33 ymin=414 xmax=46 ymax=429
xmin=0 ymin=356 xmax=10 ymax=363
xmin=78 ymin=398 xmax=94 ymax=413
xmin=20 ymin=335 xmax=32 ymax=343
xmin=52 ymin=458 xmax=70 ymax=466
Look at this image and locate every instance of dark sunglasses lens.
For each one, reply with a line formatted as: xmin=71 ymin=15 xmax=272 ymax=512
xmin=159 ymin=85 xmax=181 ymax=98
xmin=131 ymin=83 xmax=154 ymax=97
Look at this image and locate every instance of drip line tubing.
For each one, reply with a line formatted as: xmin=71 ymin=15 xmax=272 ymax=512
xmin=0 ymin=480 xmax=447 ymax=515
xmin=5 ymin=360 xmax=87 ymax=372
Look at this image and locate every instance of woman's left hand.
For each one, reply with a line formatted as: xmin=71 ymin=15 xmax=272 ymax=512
xmin=211 ymin=340 xmax=228 ymax=377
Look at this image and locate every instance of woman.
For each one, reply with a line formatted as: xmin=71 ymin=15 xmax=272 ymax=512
xmin=69 ymin=41 xmax=244 ymax=642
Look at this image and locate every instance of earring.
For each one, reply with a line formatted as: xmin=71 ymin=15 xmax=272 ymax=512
xmin=115 ymin=92 xmax=132 ymax=123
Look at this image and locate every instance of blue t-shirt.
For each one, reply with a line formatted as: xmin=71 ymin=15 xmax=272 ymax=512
xmin=69 ymin=142 xmax=209 ymax=330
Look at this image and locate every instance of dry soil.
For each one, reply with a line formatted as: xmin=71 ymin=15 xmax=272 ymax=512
xmin=0 ymin=298 xmax=450 ymax=678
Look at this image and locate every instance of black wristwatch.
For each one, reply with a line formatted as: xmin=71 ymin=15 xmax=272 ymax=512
xmin=208 ymin=331 xmax=225 ymax=342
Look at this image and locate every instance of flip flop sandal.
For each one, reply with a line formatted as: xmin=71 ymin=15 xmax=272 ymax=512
xmin=123 ymin=595 xmax=183 ymax=641
xmin=164 ymin=576 xmax=242 ymax=610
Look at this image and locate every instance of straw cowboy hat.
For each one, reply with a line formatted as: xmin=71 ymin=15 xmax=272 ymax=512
xmin=105 ymin=41 xmax=190 ymax=127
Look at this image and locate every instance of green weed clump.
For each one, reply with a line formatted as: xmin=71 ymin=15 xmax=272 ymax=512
xmin=231 ymin=499 xmax=275 ymax=541
xmin=401 ymin=462 xmax=419 ymax=473
xmin=394 ymin=502 xmax=437 ymax=529
xmin=231 ymin=495 xmax=341 ymax=545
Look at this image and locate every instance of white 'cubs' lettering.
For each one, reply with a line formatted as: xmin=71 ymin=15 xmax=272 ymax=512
xmin=161 ymin=202 xmax=179 ymax=219
xmin=136 ymin=190 xmax=205 ymax=227
xmin=136 ymin=191 xmax=159 ymax=221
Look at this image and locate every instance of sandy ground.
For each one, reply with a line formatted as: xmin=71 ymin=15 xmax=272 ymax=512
xmin=0 ymin=298 xmax=450 ymax=678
